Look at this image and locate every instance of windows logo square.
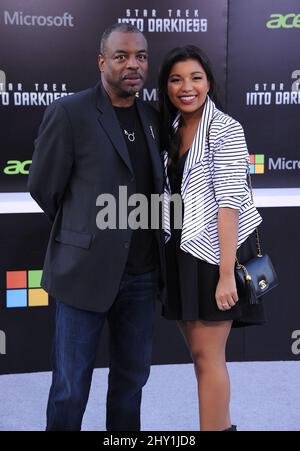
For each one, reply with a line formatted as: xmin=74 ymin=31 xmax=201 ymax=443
xmin=6 ymin=271 xmax=27 ymax=289
xmin=28 ymin=270 xmax=43 ymax=288
xmin=255 ymin=164 xmax=265 ymax=174
xmin=28 ymin=288 xmax=48 ymax=307
xmin=255 ymin=154 xmax=264 ymax=165
xmin=7 ymin=289 xmax=27 ymax=308
xmin=250 ymin=163 xmax=255 ymax=174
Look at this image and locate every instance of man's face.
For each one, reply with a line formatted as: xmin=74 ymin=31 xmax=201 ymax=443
xmin=99 ymin=31 xmax=148 ymax=104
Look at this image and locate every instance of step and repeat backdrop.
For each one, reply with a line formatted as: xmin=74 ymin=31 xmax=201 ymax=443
xmin=227 ymin=0 xmax=300 ymax=188
xmin=0 ymin=0 xmax=299 ymax=373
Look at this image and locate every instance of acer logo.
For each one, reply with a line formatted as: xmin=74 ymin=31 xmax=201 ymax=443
xmin=266 ymin=13 xmax=300 ymax=29
xmin=3 ymin=160 xmax=32 ymax=175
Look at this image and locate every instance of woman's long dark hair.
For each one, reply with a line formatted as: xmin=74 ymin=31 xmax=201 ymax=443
xmin=158 ymin=45 xmax=221 ymax=160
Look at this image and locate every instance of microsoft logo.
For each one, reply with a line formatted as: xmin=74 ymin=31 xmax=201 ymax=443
xmin=249 ymin=154 xmax=265 ymax=174
xmin=6 ymin=270 xmax=48 ymax=308
xmin=4 ymin=11 xmax=74 ymax=27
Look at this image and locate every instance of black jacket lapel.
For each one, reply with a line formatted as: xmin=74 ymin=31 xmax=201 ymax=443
xmin=95 ymin=83 xmax=133 ymax=175
xmin=136 ymin=101 xmax=163 ymax=193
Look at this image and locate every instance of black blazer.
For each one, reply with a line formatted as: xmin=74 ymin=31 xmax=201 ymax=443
xmin=28 ymin=82 xmax=165 ymax=312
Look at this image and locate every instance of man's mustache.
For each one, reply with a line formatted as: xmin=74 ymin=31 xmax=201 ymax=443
xmin=122 ymin=73 xmax=143 ymax=80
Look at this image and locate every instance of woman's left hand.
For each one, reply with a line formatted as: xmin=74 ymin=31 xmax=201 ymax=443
xmin=215 ymin=274 xmax=239 ymax=311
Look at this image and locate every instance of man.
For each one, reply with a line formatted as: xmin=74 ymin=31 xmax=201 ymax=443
xmin=28 ymin=23 xmax=165 ymax=431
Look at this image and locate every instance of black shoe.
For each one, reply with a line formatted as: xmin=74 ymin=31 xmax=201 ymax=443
xmin=223 ymin=425 xmax=237 ymax=431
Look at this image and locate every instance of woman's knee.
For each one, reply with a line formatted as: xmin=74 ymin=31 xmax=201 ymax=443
xmin=190 ymin=346 xmax=208 ymax=369
xmin=191 ymin=346 xmax=226 ymax=374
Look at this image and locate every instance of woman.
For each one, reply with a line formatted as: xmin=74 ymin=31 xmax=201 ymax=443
xmin=158 ymin=45 xmax=265 ymax=431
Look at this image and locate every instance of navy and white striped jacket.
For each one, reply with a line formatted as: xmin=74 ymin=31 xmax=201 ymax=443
xmin=163 ymin=96 xmax=262 ymax=265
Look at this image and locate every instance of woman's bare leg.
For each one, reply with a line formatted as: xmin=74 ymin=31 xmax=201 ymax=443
xmin=178 ymin=320 xmax=232 ymax=431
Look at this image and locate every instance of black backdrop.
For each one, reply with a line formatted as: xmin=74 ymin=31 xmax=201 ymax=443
xmin=0 ymin=0 xmax=299 ymax=373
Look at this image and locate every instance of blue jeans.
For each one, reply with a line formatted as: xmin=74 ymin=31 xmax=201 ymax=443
xmin=46 ymin=269 xmax=158 ymax=431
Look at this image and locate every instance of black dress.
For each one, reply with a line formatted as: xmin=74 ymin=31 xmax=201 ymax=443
xmin=163 ymin=151 xmax=266 ymax=327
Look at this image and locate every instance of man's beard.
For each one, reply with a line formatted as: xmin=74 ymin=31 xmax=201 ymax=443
xmin=118 ymin=84 xmax=140 ymax=98
xmin=102 ymin=75 xmax=145 ymax=99
xmin=116 ymin=75 xmax=144 ymax=97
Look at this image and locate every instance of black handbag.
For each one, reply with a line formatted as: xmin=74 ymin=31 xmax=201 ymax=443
xmin=235 ymin=172 xmax=278 ymax=305
xmin=235 ymin=241 xmax=278 ymax=304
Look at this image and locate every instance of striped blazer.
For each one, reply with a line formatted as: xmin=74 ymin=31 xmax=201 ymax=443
xmin=163 ymin=96 xmax=262 ymax=265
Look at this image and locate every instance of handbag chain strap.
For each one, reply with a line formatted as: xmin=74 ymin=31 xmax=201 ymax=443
xmin=235 ymin=162 xmax=262 ymax=269
xmin=206 ymin=123 xmax=263 ymax=268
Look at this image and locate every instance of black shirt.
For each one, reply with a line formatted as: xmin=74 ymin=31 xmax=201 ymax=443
xmin=114 ymin=103 xmax=158 ymax=274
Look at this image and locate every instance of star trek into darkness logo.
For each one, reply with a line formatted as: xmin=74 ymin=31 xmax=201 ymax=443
xmin=117 ymin=8 xmax=208 ymax=32
xmin=0 ymin=79 xmax=73 ymax=107
xmin=246 ymin=71 xmax=300 ymax=106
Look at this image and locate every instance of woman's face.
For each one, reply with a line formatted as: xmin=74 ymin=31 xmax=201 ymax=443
xmin=167 ymin=58 xmax=210 ymax=116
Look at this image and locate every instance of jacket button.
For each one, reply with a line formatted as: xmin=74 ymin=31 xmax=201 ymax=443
xmin=124 ymin=242 xmax=130 ymax=249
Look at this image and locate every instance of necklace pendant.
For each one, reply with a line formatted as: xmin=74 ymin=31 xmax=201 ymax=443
xmin=127 ymin=132 xmax=135 ymax=142
xmin=124 ymin=129 xmax=135 ymax=142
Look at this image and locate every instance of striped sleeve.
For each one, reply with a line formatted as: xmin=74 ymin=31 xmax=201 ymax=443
xmin=212 ymin=120 xmax=249 ymax=210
